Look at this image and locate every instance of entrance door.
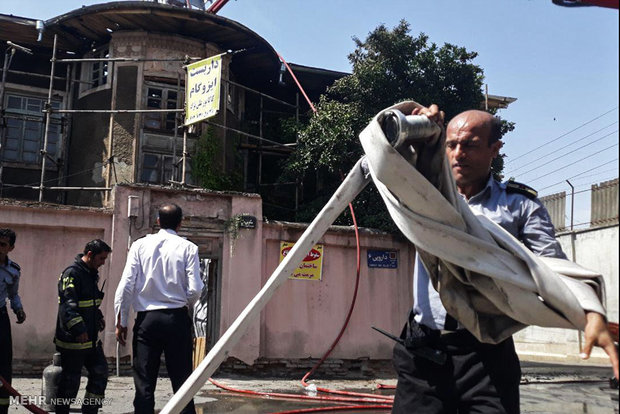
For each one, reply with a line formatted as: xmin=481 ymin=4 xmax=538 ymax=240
xmin=193 ymin=258 xmax=220 ymax=351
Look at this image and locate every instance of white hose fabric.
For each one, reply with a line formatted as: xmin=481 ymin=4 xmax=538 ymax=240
xmin=359 ymin=101 xmax=606 ymax=344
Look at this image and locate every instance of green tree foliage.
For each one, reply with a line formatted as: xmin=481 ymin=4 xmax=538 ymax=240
xmin=192 ymin=126 xmax=242 ymax=191
xmin=284 ymin=20 xmax=498 ymax=232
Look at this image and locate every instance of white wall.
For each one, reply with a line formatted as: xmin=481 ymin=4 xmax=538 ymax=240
xmin=514 ymin=224 xmax=619 ymax=365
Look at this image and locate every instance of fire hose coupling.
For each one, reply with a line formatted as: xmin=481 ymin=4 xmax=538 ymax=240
xmin=380 ymin=109 xmax=441 ymax=150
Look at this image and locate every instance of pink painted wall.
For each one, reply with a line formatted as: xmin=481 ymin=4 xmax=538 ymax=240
xmin=1 ymin=186 xmax=414 ymax=364
xmin=0 ymin=203 xmax=113 ymax=359
xmin=260 ymin=223 xmax=414 ymax=360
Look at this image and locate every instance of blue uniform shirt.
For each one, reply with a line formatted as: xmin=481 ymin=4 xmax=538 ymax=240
xmin=413 ymin=176 xmax=566 ymax=330
xmin=0 ymin=257 xmax=23 ymax=311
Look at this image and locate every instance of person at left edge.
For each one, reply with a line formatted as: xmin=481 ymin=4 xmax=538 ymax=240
xmin=54 ymin=239 xmax=111 ymax=414
xmin=0 ymin=228 xmax=26 ymax=414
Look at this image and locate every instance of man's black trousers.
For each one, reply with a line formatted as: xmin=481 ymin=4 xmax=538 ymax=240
xmin=392 ymin=329 xmax=521 ymax=414
xmin=132 ymin=308 xmax=195 ymax=414
xmin=56 ymin=342 xmax=108 ymax=414
xmin=0 ymin=309 xmax=12 ymax=414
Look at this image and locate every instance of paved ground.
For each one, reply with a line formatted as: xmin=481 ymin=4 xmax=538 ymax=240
xmin=6 ymin=363 xmax=618 ymax=413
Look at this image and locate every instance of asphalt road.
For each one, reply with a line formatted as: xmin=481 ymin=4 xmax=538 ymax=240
xmin=6 ymin=362 xmax=618 ymax=413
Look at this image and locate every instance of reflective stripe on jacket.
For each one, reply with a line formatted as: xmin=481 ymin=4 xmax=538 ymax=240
xmin=54 ymin=254 xmax=104 ymax=351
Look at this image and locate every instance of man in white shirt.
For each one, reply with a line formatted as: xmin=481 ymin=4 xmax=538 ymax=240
xmin=114 ymin=204 xmax=203 ymax=414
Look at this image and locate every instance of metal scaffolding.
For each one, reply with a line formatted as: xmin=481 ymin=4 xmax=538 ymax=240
xmin=0 ymin=34 xmax=302 ymax=208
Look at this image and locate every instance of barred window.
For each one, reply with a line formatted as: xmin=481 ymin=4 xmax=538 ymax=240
xmin=141 ymin=153 xmax=192 ymax=185
xmin=2 ymin=94 xmax=61 ymax=165
xmin=144 ymin=86 xmax=181 ymax=132
xmin=90 ymin=48 xmax=109 ymax=89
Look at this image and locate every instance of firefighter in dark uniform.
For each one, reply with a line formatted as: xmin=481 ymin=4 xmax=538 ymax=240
xmin=0 ymin=228 xmax=26 ymax=414
xmin=54 ymin=239 xmax=111 ymax=414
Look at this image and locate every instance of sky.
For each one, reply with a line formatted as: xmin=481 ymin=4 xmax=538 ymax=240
xmin=3 ymin=0 xmax=618 ymax=227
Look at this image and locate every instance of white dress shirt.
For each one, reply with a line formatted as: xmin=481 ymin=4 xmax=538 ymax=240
xmin=114 ymin=228 xmax=203 ymax=327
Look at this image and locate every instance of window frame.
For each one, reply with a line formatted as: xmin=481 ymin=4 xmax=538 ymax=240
xmin=143 ymin=82 xmax=183 ymax=134
xmin=79 ymin=45 xmax=111 ymax=97
xmin=1 ymin=92 xmax=63 ymax=168
xmin=140 ymin=152 xmax=192 ymax=185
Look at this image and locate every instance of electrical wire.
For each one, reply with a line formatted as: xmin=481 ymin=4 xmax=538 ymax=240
xmin=506 ymin=107 xmax=618 ymax=165
xmin=539 ymin=177 xmax=618 ymax=198
xmin=510 ymin=133 xmax=617 ymax=178
xmin=505 ymin=126 xmax=618 ymax=175
xmin=523 ymin=143 xmax=618 ymax=183
xmin=567 ymin=168 xmax=620 ymax=182
xmin=11 ymin=159 xmax=111 ymax=188
xmin=537 ymin=159 xmax=618 ymax=191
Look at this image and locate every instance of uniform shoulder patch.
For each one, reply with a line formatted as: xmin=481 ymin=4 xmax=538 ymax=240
xmin=506 ymin=180 xmax=538 ymax=199
xmin=9 ymin=261 xmax=20 ymax=271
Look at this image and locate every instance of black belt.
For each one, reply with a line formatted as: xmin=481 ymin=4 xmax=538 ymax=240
xmin=137 ymin=306 xmax=188 ymax=316
xmin=372 ymin=311 xmax=449 ymax=365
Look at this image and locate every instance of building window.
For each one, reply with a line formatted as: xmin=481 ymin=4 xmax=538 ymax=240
xmin=144 ymin=85 xmax=181 ymax=133
xmin=90 ymin=48 xmax=109 ymax=89
xmin=140 ymin=152 xmax=193 ymax=185
xmin=2 ymin=94 xmax=62 ymax=165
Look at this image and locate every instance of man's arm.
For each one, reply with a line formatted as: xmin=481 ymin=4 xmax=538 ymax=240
xmin=519 ymin=198 xmax=566 ymax=259
xmin=582 ymin=311 xmax=619 ymax=379
xmin=185 ymin=244 xmax=203 ymax=306
xmin=114 ymin=243 xmax=140 ymax=344
xmin=522 ymin=198 xmax=618 ymax=378
xmin=59 ymin=269 xmax=88 ymax=342
xmin=7 ymin=273 xmax=26 ymax=324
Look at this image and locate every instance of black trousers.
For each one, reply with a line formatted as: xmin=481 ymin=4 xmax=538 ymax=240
xmin=0 ymin=309 xmax=12 ymax=414
xmin=392 ymin=329 xmax=521 ymax=414
xmin=132 ymin=308 xmax=195 ymax=414
xmin=56 ymin=342 xmax=108 ymax=414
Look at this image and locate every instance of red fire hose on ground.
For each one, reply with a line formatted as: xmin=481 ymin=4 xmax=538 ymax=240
xmin=207 ymin=198 xmax=395 ymax=413
xmin=0 ymin=375 xmax=47 ymax=414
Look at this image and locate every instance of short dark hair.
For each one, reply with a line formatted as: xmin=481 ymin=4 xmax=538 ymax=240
xmin=84 ymin=239 xmax=111 ymax=256
xmin=158 ymin=204 xmax=183 ymax=229
xmin=0 ymin=228 xmax=16 ymax=246
xmin=488 ymin=116 xmax=503 ymax=146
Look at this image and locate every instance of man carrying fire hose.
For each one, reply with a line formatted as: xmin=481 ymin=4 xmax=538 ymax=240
xmin=358 ymin=102 xmax=618 ymax=414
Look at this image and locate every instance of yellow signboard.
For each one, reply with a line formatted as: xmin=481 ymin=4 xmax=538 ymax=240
xmin=185 ymin=54 xmax=222 ymax=125
xmin=279 ymin=241 xmax=324 ymax=281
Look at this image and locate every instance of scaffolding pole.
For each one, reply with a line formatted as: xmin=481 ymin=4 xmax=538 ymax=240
xmin=258 ymin=95 xmax=263 ymax=186
xmin=171 ymin=72 xmax=182 ymax=183
xmin=181 ymin=127 xmax=188 ymax=186
xmin=55 ymin=57 xmax=202 ymax=63
xmin=39 ymin=34 xmax=57 ymax=202
xmin=52 ymin=108 xmax=185 ymax=114
xmin=58 ymin=63 xmax=72 ymax=192
xmin=104 ymin=61 xmax=117 ymax=203
xmin=3 ymin=184 xmax=111 ymax=191
xmin=3 ymin=47 xmax=303 ymax=201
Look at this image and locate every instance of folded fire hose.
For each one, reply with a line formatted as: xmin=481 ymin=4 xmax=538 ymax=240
xmin=160 ymin=101 xmax=607 ymax=414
